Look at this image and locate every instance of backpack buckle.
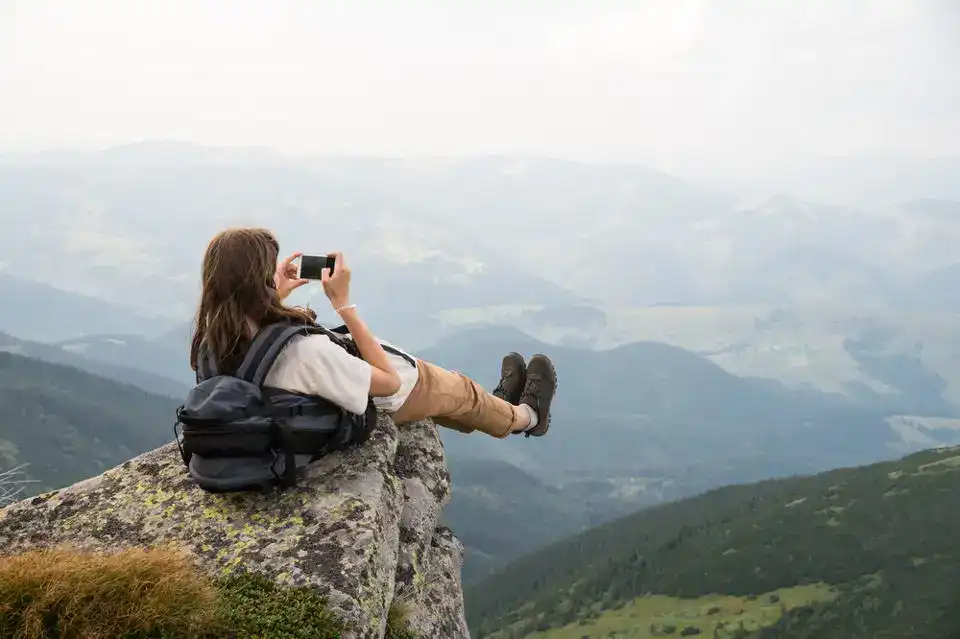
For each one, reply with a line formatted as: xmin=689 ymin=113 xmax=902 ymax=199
xmin=173 ymin=407 xmax=190 ymax=466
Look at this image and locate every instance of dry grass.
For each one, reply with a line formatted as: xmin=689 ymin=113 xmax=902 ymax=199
xmin=0 ymin=465 xmax=37 ymax=508
xmin=0 ymin=547 xmax=219 ymax=639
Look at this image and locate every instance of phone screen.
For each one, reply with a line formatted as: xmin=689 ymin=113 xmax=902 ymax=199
xmin=299 ymin=254 xmax=335 ymax=280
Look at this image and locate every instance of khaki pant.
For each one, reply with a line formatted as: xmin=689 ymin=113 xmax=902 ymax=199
xmin=389 ymin=360 xmax=518 ymax=438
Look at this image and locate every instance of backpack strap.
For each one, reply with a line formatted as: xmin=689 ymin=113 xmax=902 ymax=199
xmin=196 ymin=348 xmax=219 ymax=382
xmin=270 ymin=416 xmax=298 ymax=488
xmin=326 ymin=324 xmax=417 ymax=368
xmin=234 ymin=320 xmax=416 ymax=389
xmin=236 ymin=323 xmax=318 ymax=387
xmin=315 ymin=323 xmax=355 ymax=350
xmin=382 ymin=343 xmax=417 ymax=368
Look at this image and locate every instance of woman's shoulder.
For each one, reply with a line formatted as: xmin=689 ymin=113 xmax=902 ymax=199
xmin=272 ymin=332 xmax=371 ymax=380
xmin=284 ymin=331 xmax=343 ymax=356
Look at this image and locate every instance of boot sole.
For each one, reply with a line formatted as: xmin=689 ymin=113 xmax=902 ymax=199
xmin=524 ymin=355 xmax=557 ymax=437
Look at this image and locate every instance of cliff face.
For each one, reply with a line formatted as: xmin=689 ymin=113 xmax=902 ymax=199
xmin=0 ymin=413 xmax=470 ymax=639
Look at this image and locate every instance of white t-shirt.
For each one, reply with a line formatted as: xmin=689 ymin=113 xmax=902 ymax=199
xmin=263 ymin=333 xmax=419 ymax=414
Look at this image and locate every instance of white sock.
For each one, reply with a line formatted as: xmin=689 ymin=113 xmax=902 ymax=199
xmin=520 ymin=403 xmax=539 ymax=431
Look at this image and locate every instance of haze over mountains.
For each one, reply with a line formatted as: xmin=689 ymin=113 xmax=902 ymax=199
xmin=4 ymin=144 xmax=960 ymax=319
xmin=4 ymin=144 xmax=960 ymax=394
xmin=2 ymin=143 xmax=960 ymax=584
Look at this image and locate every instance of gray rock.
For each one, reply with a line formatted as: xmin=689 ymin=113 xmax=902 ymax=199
xmin=394 ymin=419 xmax=451 ymax=603
xmin=0 ymin=412 xmax=470 ymax=638
xmin=406 ymin=527 xmax=471 ymax=639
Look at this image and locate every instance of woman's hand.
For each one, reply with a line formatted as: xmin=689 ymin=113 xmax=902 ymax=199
xmin=321 ymin=251 xmax=351 ymax=310
xmin=274 ymin=251 xmax=309 ymax=301
xmin=322 ymin=252 xmax=400 ymax=395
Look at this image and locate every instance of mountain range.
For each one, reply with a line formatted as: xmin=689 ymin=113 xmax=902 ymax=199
xmin=3 ymin=312 xmax=960 ymax=584
xmin=0 ymin=351 xmax=175 ymax=494
xmin=3 ymin=144 xmax=960 ymax=319
xmin=4 ymin=144 xmax=960 ymax=400
xmin=419 ymin=325 xmax=960 ymax=581
xmin=0 ymin=331 xmax=188 ymax=399
xmin=421 ymin=325 xmax=960 ymax=478
xmin=0 ymin=272 xmax=171 ymax=343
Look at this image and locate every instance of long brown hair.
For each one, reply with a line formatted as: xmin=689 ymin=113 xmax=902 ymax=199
xmin=190 ymin=227 xmax=316 ymax=374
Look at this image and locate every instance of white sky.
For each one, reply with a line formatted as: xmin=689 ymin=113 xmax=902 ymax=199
xmin=1 ymin=0 xmax=958 ymax=173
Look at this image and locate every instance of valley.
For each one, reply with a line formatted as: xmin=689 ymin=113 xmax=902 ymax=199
xmin=467 ymin=445 xmax=960 ymax=638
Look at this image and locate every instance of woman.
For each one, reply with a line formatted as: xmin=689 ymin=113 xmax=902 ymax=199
xmin=189 ymin=228 xmax=557 ymax=440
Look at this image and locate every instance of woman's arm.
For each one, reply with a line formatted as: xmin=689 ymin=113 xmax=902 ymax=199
xmin=322 ymin=252 xmax=401 ymax=397
xmin=336 ymin=306 xmax=401 ymax=397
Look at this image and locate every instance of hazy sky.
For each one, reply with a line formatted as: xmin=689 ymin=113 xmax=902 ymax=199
xmin=1 ymin=0 xmax=958 ymax=173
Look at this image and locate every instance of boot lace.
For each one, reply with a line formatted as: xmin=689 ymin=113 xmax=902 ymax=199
xmin=494 ymin=370 xmax=521 ymax=398
xmin=520 ymin=378 xmax=541 ymax=404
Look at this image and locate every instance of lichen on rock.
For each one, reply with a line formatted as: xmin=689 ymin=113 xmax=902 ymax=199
xmin=393 ymin=418 xmax=451 ymax=604
xmin=0 ymin=412 xmax=469 ymax=639
xmin=406 ymin=527 xmax=471 ymax=639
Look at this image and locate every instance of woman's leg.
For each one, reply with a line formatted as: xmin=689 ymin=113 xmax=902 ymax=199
xmin=390 ymin=360 xmax=529 ymax=438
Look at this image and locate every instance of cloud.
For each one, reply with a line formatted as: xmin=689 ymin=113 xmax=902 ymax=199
xmin=543 ymin=0 xmax=707 ymax=71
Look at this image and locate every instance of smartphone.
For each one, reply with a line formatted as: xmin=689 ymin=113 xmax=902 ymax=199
xmin=297 ymin=254 xmax=336 ymax=280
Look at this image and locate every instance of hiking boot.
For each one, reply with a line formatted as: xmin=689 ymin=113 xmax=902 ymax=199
xmin=518 ymin=354 xmax=557 ymax=437
xmin=493 ymin=352 xmax=527 ymax=405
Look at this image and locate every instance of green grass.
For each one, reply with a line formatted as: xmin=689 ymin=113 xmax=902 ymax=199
xmin=523 ymin=584 xmax=837 ymax=639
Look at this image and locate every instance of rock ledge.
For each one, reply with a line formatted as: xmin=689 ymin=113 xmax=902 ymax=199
xmin=0 ymin=413 xmax=469 ymax=639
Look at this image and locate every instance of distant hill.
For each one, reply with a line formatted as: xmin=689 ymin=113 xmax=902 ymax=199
xmin=53 ymin=332 xmax=193 ymax=386
xmin=0 ymin=272 xmax=172 ymax=342
xmin=467 ymin=445 xmax=960 ymax=638
xmin=0 ymin=352 xmax=176 ymax=494
xmin=0 ymin=331 xmax=188 ymax=398
xmin=422 ymin=326 xmax=959 ymax=482
xmin=601 ymin=303 xmax=960 ymax=411
xmin=423 ymin=325 xmax=960 ymax=583
xmin=443 ymin=458 xmax=569 ymax=582
xmin=443 ymin=457 xmax=656 ymax=584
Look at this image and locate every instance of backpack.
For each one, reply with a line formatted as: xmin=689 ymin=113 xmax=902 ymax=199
xmin=174 ymin=321 xmax=382 ymax=493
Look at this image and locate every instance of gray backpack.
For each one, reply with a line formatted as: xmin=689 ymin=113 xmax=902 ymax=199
xmin=174 ymin=322 xmax=380 ymax=493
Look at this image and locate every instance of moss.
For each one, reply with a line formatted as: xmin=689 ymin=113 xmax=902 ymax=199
xmin=210 ymin=572 xmax=345 ymax=639
xmin=385 ymin=600 xmax=419 ymax=639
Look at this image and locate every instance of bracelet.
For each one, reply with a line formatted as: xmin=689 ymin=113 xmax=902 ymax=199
xmin=335 ymin=303 xmax=357 ymax=314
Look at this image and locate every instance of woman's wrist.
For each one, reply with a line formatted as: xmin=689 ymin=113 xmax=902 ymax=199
xmin=333 ymin=301 xmax=355 ymax=314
